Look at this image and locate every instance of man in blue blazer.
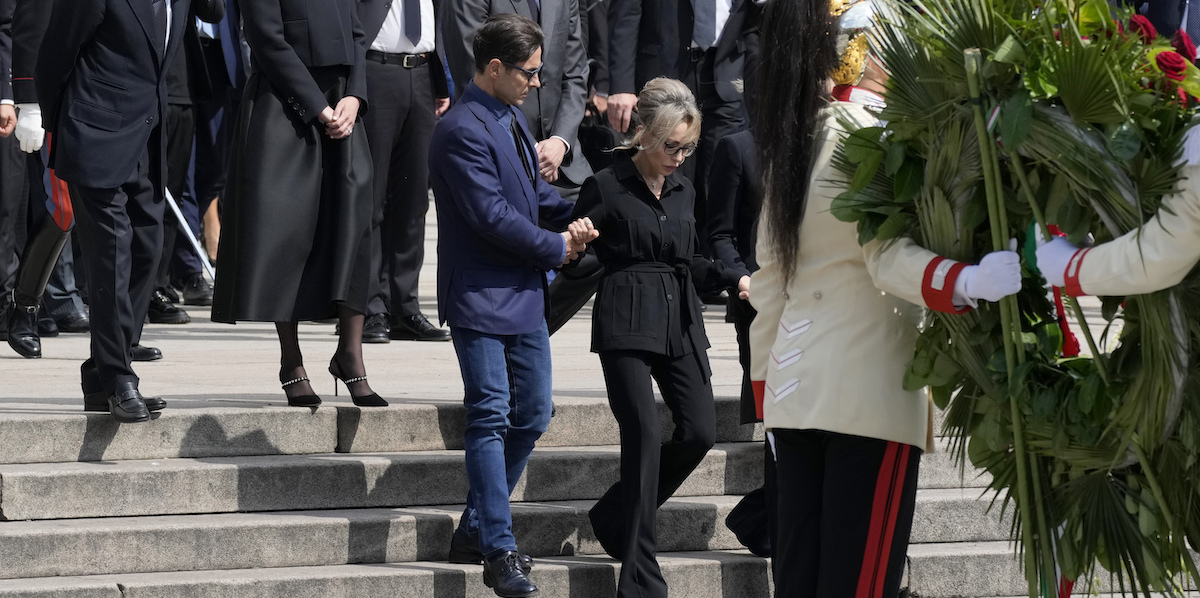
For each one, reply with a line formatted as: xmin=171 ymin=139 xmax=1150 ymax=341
xmin=36 ymin=0 xmax=194 ymax=422
xmin=430 ymin=13 xmax=595 ymax=598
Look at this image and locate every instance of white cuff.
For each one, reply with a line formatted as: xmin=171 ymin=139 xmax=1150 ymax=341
xmin=550 ymin=135 xmax=571 ymax=153
xmin=952 ymin=265 xmax=979 ymax=309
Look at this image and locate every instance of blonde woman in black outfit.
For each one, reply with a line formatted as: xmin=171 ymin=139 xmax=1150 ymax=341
xmin=212 ymin=0 xmax=385 ymax=408
xmin=577 ymin=77 xmax=751 ymax=598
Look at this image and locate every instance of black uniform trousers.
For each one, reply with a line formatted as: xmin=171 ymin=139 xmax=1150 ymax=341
xmin=28 ymin=151 xmax=87 ymax=319
xmin=362 ymin=58 xmax=436 ymax=319
xmin=69 ymin=150 xmax=164 ymax=393
xmin=591 ymin=349 xmax=717 ymax=598
xmin=772 ymin=429 xmax=922 ymax=598
xmin=680 ymin=50 xmax=746 ymax=253
xmin=158 ymin=102 xmax=198 ymax=287
xmin=0 ymin=133 xmax=27 ymax=300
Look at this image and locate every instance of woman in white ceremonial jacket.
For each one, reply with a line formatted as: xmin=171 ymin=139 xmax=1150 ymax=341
xmin=746 ymin=1 xmax=1022 ymax=596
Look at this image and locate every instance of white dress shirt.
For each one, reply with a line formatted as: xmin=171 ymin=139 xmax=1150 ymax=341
xmin=370 ymin=0 xmax=436 ymax=54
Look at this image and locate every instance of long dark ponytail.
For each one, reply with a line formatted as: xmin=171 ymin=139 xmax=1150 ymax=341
xmin=753 ymin=0 xmax=839 ymax=291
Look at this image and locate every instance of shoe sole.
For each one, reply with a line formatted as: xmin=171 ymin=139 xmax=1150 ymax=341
xmin=183 ymin=298 xmax=213 ymax=306
xmin=148 ymin=316 xmax=191 ymax=324
xmin=482 ymin=571 xmax=539 ymax=598
xmin=362 ymin=335 xmax=391 ymax=344
xmin=389 ymin=334 xmax=451 ymax=341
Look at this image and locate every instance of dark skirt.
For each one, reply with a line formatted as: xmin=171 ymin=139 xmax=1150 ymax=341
xmin=212 ymin=67 xmax=372 ymax=323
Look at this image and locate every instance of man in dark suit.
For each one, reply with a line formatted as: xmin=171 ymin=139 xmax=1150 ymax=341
xmin=605 ymin=0 xmax=760 ymax=248
xmin=430 ymin=14 xmax=594 ymax=597
xmin=0 ymin=0 xmax=23 ymax=347
xmin=357 ymin=0 xmax=452 ymax=343
xmin=37 ymin=0 xmax=197 ymax=422
xmin=443 ymin=0 xmax=592 ymax=198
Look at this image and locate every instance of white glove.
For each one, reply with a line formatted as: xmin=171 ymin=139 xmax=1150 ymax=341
xmin=954 ymin=244 xmax=1022 ymax=307
xmin=1035 ymin=236 xmax=1079 ymax=287
xmin=15 ymin=103 xmax=43 ymax=154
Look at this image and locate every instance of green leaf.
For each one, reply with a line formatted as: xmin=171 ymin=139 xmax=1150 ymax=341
xmin=892 ymin=159 xmax=924 ymax=203
xmin=993 ymin=35 xmax=1026 ymax=64
xmin=843 ymin=127 xmax=885 ymax=163
xmin=830 ymin=192 xmax=866 ymax=222
xmin=929 ymin=351 xmax=961 ymax=387
xmin=857 ymin=212 xmax=884 ymax=245
xmin=1106 ymin=121 xmax=1141 ymax=161
xmin=1100 ymin=296 xmax=1124 ymax=322
xmin=931 ymin=384 xmax=952 ymax=410
xmin=885 ymin=141 xmax=907 ymax=176
xmin=1000 ymin=91 xmax=1033 ymax=150
xmin=850 ymin=152 xmax=882 ymax=192
xmin=1078 ymin=372 xmax=1102 ymax=415
xmin=875 ymin=211 xmax=910 ymax=240
xmin=1033 ymin=387 xmax=1058 ymax=421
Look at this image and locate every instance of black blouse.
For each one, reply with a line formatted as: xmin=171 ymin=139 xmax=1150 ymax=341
xmin=572 ymin=151 xmax=743 ymax=359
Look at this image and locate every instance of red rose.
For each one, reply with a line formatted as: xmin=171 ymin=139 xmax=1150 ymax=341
xmin=1173 ymin=29 xmax=1197 ymax=62
xmin=1179 ymin=86 xmax=1190 ymax=108
xmin=1157 ymin=50 xmax=1188 ymax=81
xmin=1130 ymin=14 xmax=1158 ymax=43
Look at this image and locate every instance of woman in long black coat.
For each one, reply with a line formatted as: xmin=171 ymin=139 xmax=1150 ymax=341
xmin=212 ymin=0 xmax=384 ymax=407
xmin=575 ymin=77 xmax=750 ymax=598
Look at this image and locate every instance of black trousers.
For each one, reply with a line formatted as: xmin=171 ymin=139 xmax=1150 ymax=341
xmin=69 ymin=151 xmax=165 ymax=393
xmin=591 ymin=349 xmax=717 ymax=598
xmin=680 ymin=50 xmax=747 ymax=254
xmin=772 ymin=429 xmax=922 ymax=598
xmin=0 ymin=134 xmax=28 ymax=299
xmin=362 ymin=58 xmax=436 ymax=319
xmin=159 ymin=102 xmax=201 ymax=287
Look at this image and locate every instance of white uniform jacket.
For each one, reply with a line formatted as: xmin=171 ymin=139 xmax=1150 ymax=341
xmin=749 ymin=102 xmax=975 ymax=451
xmin=1062 ymin=159 xmax=1200 ymax=297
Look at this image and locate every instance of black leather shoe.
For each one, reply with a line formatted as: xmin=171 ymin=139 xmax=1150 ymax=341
xmin=588 ymin=506 xmax=625 ymax=560
xmin=175 ymin=273 xmax=213 ymax=306
xmin=82 ymin=362 xmax=165 ymax=412
xmin=5 ymin=300 xmax=41 ymax=358
xmin=108 ymin=382 xmax=151 ymax=423
xmin=449 ymin=527 xmax=533 ymax=573
xmin=147 ymin=291 xmax=191 ymax=324
xmin=482 ymin=551 xmax=538 ymax=598
xmin=57 ymin=310 xmax=90 ymax=333
xmin=37 ymin=309 xmax=59 ymax=337
xmin=389 ymin=313 xmax=450 ymax=341
xmin=362 ymin=313 xmax=390 ymax=344
xmin=131 ymin=344 xmax=163 ymax=362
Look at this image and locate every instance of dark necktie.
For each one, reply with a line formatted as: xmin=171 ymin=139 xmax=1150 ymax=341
xmin=509 ymin=117 xmax=535 ymax=185
xmin=151 ymin=0 xmax=167 ymax=57
xmin=527 ymin=0 xmax=540 ymax=21
xmin=693 ymin=0 xmax=715 ymax=51
xmin=1189 ymin=0 xmax=1200 ymax=55
xmin=403 ymin=0 xmax=421 ymax=45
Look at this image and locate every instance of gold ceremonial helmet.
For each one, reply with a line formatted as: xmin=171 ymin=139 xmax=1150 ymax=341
xmin=831 ymin=0 xmax=874 ymax=85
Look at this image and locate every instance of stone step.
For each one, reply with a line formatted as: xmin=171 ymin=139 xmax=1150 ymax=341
xmin=0 ymin=443 xmax=761 ymax=521
xmin=0 ymin=551 xmax=771 ymax=598
xmin=0 ymin=489 xmax=1008 ymax=580
xmin=0 ymin=396 xmax=762 ymax=465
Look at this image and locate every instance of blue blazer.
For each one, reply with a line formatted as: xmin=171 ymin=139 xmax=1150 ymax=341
xmin=430 ymin=82 xmax=575 ymax=335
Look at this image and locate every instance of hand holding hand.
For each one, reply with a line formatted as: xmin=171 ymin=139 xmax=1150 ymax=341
xmin=0 ymin=105 xmax=16 ymax=137
xmin=566 ymin=217 xmax=600 ymax=245
xmin=1035 ymin=237 xmax=1079 ymax=287
xmin=560 ymin=231 xmax=587 ymax=264
xmin=606 ymin=93 xmax=638 ymax=133
xmin=737 ymin=275 xmax=750 ymax=301
xmin=323 ymin=97 xmax=360 ymax=139
xmin=536 ymin=138 xmax=568 ymax=183
xmin=14 ymin=103 xmax=43 ymax=153
xmin=961 ymin=242 xmax=1022 ymax=303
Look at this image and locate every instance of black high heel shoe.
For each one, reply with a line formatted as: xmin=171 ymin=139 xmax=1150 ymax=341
xmin=329 ymin=357 xmax=388 ymax=407
xmin=280 ymin=369 xmax=321 ymax=407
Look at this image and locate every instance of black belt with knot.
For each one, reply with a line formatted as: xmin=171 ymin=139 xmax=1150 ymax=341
xmin=607 ymin=261 xmax=710 ymax=372
xmin=365 ymin=50 xmax=430 ymax=68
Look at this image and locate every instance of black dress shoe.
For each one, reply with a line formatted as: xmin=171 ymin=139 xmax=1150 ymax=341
xmin=57 ymin=310 xmax=91 ymax=333
xmin=5 ymin=300 xmax=41 ymax=358
xmin=389 ymin=313 xmax=450 ymax=341
xmin=131 ymin=344 xmax=163 ymax=362
xmin=37 ymin=309 xmax=59 ymax=337
xmin=108 ymin=382 xmax=151 ymax=423
xmin=482 ymin=551 xmax=538 ymax=598
xmin=588 ymin=505 xmax=625 ymax=560
xmin=448 ymin=527 xmax=533 ymax=572
xmin=175 ymin=273 xmax=214 ymax=306
xmin=80 ymin=360 xmax=166 ymax=412
xmin=147 ymin=291 xmax=191 ymax=324
xmin=362 ymin=313 xmax=390 ymax=344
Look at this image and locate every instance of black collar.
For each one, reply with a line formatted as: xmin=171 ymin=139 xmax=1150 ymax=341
xmin=612 ymin=150 xmax=686 ymax=195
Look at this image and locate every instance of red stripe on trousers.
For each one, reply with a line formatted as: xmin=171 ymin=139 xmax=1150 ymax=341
xmin=855 ymin=442 xmax=909 ymax=598
xmin=44 ymin=134 xmax=73 ymax=231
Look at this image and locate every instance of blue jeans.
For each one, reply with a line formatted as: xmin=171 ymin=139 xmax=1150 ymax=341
xmin=451 ymin=321 xmax=553 ymax=557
